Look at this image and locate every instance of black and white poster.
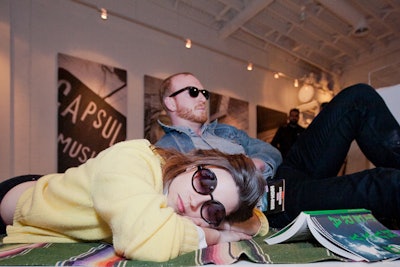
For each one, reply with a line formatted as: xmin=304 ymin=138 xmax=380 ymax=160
xmin=57 ymin=53 xmax=127 ymax=172
xmin=256 ymin=105 xmax=287 ymax=143
xmin=209 ymin=93 xmax=249 ymax=133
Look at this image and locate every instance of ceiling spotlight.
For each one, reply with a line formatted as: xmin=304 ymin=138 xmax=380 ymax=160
xmin=274 ymin=73 xmax=280 ymax=79
xmin=294 ymin=79 xmax=299 ymax=88
xmin=100 ymin=8 xmax=108 ymax=20
xmin=247 ymin=62 xmax=253 ymax=71
xmin=185 ymin=39 xmax=192 ymax=49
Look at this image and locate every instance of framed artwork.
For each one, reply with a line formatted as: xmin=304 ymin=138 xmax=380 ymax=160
xmin=209 ymin=93 xmax=249 ymax=132
xmin=256 ymin=106 xmax=287 ymax=143
xmin=57 ymin=53 xmax=127 ymax=172
xmin=143 ymin=75 xmax=170 ymax=144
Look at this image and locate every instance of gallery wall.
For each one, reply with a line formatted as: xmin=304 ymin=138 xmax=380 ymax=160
xmin=2 ymin=0 xmax=388 ymax=180
xmin=0 ymin=0 xmax=306 ymax=179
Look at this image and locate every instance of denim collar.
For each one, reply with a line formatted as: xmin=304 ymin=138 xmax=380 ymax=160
xmin=158 ymin=119 xmax=218 ymax=135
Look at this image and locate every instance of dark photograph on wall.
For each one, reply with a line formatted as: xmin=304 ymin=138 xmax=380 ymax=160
xmin=57 ymin=53 xmax=127 ymax=172
xmin=144 ymin=75 xmax=250 ymax=144
xmin=256 ymin=105 xmax=287 ymax=143
xmin=209 ymin=93 xmax=249 ymax=132
xmin=144 ymin=75 xmax=170 ymax=144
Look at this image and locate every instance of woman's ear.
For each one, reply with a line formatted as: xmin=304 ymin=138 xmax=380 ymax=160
xmin=164 ymin=97 xmax=176 ymax=112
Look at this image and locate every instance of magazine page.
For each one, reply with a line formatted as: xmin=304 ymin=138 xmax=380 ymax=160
xmin=310 ymin=211 xmax=400 ymax=262
xmin=264 ymin=212 xmax=313 ymax=245
xmin=305 ymin=216 xmax=364 ymax=261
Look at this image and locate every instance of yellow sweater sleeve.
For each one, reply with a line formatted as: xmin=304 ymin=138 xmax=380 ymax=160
xmin=5 ymin=140 xmax=199 ymax=262
xmin=90 ymin=140 xmax=199 ymax=261
xmin=254 ymin=208 xmax=269 ymax=236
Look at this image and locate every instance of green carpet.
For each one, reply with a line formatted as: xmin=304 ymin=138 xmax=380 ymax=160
xmin=0 ymin=235 xmax=344 ymax=266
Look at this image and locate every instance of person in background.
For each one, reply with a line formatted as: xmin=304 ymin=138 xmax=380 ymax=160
xmin=271 ymin=108 xmax=305 ymax=159
xmin=157 ymin=72 xmax=400 ymax=230
xmin=0 ymin=140 xmax=269 ymax=262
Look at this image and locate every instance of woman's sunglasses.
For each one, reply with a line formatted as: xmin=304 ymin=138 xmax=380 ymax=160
xmin=192 ymin=166 xmax=226 ymax=226
xmin=169 ymin=86 xmax=210 ymax=100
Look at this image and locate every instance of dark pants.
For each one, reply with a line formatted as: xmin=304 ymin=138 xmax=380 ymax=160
xmin=268 ymin=84 xmax=400 ymax=229
xmin=0 ymin=174 xmax=42 ymax=234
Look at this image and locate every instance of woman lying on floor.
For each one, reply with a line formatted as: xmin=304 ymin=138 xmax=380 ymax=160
xmin=0 ymin=142 xmax=269 ymax=262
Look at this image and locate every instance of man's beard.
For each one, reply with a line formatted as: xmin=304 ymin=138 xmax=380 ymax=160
xmin=177 ymin=106 xmax=207 ymax=124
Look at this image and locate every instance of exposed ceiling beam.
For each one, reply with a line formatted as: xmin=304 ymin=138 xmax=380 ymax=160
xmin=237 ymin=27 xmax=337 ymax=75
xmin=219 ymin=0 xmax=273 ymax=39
xmin=316 ymin=0 xmax=369 ymax=36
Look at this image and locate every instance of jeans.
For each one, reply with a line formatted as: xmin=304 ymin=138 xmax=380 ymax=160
xmin=0 ymin=174 xmax=42 ymax=234
xmin=268 ymin=84 xmax=400 ymax=229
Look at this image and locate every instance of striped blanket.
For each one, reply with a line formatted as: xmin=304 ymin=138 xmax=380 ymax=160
xmin=0 ymin=236 xmax=343 ymax=266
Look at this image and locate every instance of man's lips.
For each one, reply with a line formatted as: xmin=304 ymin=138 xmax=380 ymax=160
xmin=195 ymin=104 xmax=206 ymax=110
xmin=177 ymin=195 xmax=185 ymax=214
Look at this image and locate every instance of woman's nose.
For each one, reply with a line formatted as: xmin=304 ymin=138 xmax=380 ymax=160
xmin=190 ymin=194 xmax=210 ymax=210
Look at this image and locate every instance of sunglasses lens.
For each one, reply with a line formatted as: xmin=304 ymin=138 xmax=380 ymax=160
xmin=188 ymin=87 xmax=200 ymax=98
xmin=201 ymin=90 xmax=210 ymax=100
xmin=187 ymin=87 xmax=210 ymax=99
xmin=192 ymin=168 xmax=217 ymax=195
xmin=201 ymin=200 xmax=226 ymax=226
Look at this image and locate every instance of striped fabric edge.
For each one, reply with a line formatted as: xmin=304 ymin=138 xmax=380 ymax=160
xmin=55 ymin=243 xmax=125 ymax=266
xmin=194 ymin=239 xmax=270 ymax=265
xmin=0 ymin=243 xmax=50 ymax=259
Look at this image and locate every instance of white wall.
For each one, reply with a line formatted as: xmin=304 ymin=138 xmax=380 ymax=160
xmin=340 ymin=50 xmax=400 ymax=88
xmin=0 ymin=0 xmax=303 ymax=179
xmin=0 ymin=0 xmax=12 ymax=180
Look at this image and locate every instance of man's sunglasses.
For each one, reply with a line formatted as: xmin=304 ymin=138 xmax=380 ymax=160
xmin=192 ymin=166 xmax=226 ymax=227
xmin=169 ymin=86 xmax=210 ymax=100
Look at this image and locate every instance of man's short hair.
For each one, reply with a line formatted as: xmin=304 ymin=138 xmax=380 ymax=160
xmin=159 ymin=72 xmax=194 ymax=111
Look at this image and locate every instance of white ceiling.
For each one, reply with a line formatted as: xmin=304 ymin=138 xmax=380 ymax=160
xmin=149 ymin=0 xmax=400 ymax=88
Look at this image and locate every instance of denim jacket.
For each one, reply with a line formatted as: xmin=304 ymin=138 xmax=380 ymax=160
xmin=155 ymin=120 xmax=282 ymax=180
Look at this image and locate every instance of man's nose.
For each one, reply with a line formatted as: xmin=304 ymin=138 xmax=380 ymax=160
xmin=198 ymin=93 xmax=208 ymax=101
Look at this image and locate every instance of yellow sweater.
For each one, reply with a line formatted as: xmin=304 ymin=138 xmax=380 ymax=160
xmin=5 ymin=140 xmax=200 ymax=261
xmin=4 ymin=139 xmax=269 ymax=261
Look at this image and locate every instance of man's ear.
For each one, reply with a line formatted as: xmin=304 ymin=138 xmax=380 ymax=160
xmin=164 ymin=97 xmax=177 ymax=112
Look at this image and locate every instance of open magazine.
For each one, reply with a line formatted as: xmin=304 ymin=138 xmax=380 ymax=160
xmin=264 ymin=209 xmax=400 ymax=262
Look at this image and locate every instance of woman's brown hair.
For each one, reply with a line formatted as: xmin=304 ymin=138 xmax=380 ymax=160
xmin=154 ymin=147 xmax=266 ymax=223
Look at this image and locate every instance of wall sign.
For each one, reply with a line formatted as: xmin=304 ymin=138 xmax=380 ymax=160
xmin=57 ymin=53 xmax=127 ymax=172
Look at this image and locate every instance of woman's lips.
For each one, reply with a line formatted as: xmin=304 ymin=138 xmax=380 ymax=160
xmin=177 ymin=195 xmax=185 ymax=214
